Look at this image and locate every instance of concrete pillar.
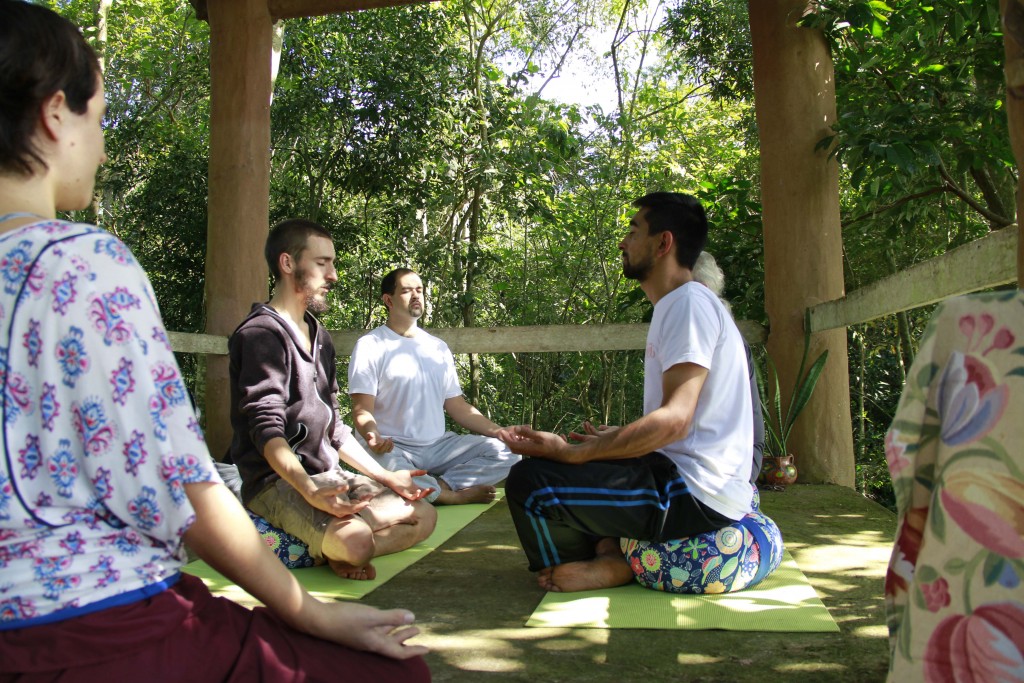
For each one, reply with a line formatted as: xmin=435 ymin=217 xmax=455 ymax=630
xmin=203 ymin=0 xmax=273 ymax=459
xmin=749 ymin=0 xmax=855 ymax=485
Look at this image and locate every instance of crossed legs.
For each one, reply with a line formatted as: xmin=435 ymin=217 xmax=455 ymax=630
xmin=249 ymin=472 xmax=437 ymax=581
xmin=380 ymin=433 xmax=519 ymax=506
xmin=323 ymin=494 xmax=437 ymax=579
xmin=506 ymin=454 xmax=732 ymax=592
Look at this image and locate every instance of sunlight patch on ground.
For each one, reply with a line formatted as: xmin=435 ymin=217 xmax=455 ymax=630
xmin=794 ymin=540 xmax=890 ymax=575
xmin=677 ymin=653 xmax=725 ymax=665
xmin=804 ymin=576 xmax=859 ymax=593
xmin=776 ymin=662 xmax=848 ymax=673
xmin=816 ymin=530 xmax=893 ymax=545
xmin=850 ymin=623 xmax=889 ymax=639
xmin=417 ymin=627 xmax=608 ymax=672
xmin=441 ymin=543 xmax=522 ymax=553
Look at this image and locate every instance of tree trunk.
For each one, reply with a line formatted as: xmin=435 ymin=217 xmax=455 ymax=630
xmin=202 ymin=0 xmax=274 ymax=458
xmin=1001 ymin=0 xmax=1024 ymax=283
xmin=91 ymin=0 xmax=113 ymax=227
xmin=750 ymin=0 xmax=855 ymax=485
xmin=856 ymin=328 xmax=866 ymax=495
xmin=885 ymin=250 xmax=915 ymax=376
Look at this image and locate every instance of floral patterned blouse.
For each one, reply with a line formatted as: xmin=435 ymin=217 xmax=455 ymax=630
xmin=884 ymin=290 xmax=1024 ymax=681
xmin=0 ymin=217 xmax=220 ymax=628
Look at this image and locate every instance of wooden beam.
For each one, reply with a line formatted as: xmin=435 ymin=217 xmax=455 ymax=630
xmin=807 ymin=225 xmax=1019 ymax=332
xmin=268 ymin=0 xmax=436 ymax=20
xmin=331 ymin=321 xmax=768 ymax=356
xmin=170 ymin=321 xmax=768 ymax=357
xmin=189 ymin=0 xmax=436 ymax=21
xmin=168 ymin=331 xmax=229 ymax=356
xmin=202 ymin=0 xmax=274 ymax=458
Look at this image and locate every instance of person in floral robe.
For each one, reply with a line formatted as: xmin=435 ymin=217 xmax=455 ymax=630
xmin=884 ymin=290 xmax=1024 ymax=682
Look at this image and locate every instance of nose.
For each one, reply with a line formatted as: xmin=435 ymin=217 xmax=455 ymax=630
xmin=327 ymin=266 xmax=338 ymax=282
xmin=618 ymin=239 xmax=626 ymax=251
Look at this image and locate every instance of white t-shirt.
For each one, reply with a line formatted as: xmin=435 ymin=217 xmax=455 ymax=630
xmin=645 ymin=282 xmax=753 ymax=520
xmin=348 ymin=325 xmax=462 ymax=445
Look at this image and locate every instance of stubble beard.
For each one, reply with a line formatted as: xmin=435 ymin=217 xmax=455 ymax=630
xmin=306 ymin=295 xmax=329 ymax=314
xmin=297 ymin=266 xmax=330 ymax=314
xmin=408 ymin=301 xmax=424 ymax=320
xmin=622 ymin=254 xmax=652 ymax=282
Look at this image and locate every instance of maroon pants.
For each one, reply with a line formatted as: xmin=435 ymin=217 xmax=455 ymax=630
xmin=0 ymin=574 xmax=430 ymax=683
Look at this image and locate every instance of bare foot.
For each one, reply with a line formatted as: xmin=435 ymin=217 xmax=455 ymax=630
xmin=538 ymin=538 xmax=634 ymax=593
xmin=434 ymin=483 xmax=496 ymax=505
xmin=327 ymin=558 xmax=377 ymax=580
xmin=537 ymin=566 xmax=555 ymax=591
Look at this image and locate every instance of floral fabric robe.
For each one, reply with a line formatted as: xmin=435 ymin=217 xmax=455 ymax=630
xmin=884 ymin=290 xmax=1024 ymax=682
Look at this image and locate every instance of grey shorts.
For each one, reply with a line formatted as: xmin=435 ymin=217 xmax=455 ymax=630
xmin=248 ymin=467 xmax=387 ymax=560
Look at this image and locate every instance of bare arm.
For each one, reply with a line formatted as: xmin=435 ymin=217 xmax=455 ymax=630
xmin=350 ymin=393 xmax=394 ymax=454
xmin=498 ymin=362 xmax=707 ymax=464
xmin=262 ymin=437 xmax=369 ymax=517
xmin=183 ymin=481 xmax=427 ymax=659
xmin=336 ymin=431 xmax=432 ymax=502
xmin=443 ymin=395 xmax=502 ymax=437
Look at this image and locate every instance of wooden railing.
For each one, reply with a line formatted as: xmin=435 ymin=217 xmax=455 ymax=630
xmin=169 ymin=320 xmax=768 ymax=357
xmin=168 ymin=228 xmax=1017 ymax=357
xmin=808 ymin=225 xmax=1018 ymax=332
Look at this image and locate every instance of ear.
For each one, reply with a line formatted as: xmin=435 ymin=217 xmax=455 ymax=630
xmin=656 ymin=230 xmax=674 ymax=257
xmin=38 ymin=90 xmax=68 ymax=142
xmin=278 ymin=251 xmax=294 ymax=277
xmin=382 ymin=293 xmax=393 ymax=310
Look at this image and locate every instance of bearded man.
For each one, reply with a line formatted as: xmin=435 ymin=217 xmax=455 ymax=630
xmin=498 ymin=193 xmax=755 ymax=593
xmin=348 ymin=268 xmax=519 ymax=505
xmin=226 ymin=219 xmax=437 ymax=579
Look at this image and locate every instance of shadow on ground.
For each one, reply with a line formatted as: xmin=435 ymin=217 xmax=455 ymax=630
xmin=361 ymin=484 xmax=897 ymax=682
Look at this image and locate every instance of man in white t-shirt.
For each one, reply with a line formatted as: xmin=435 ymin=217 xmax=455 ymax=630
xmin=348 ymin=269 xmax=520 ymax=505
xmin=498 ymin=192 xmax=754 ymax=593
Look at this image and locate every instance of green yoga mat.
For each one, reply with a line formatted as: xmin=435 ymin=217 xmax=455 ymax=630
xmin=183 ymin=492 xmax=502 ymax=602
xmin=525 ymin=550 xmax=839 ymax=632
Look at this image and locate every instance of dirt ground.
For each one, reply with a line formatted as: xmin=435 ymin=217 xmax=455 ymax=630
xmin=359 ymin=484 xmax=897 ymax=682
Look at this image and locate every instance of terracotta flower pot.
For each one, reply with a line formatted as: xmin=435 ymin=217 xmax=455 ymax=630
xmin=760 ymin=454 xmax=798 ymax=487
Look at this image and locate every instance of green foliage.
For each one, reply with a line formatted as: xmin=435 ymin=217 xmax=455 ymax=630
xmin=46 ymin=0 xmax=1009 ymax=507
xmin=661 ymin=0 xmax=753 ymax=100
xmin=759 ymin=327 xmax=829 ymax=457
xmin=807 ymin=0 xmax=1012 ymax=248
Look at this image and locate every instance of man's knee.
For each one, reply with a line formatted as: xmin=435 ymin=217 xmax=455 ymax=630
xmin=476 ymin=435 xmax=517 ymax=461
xmin=325 ymin=518 xmax=375 ymax=565
xmin=412 ymin=499 xmax=438 ymax=538
xmin=366 ymin=493 xmax=437 ymax=531
xmin=506 ymin=458 xmax=541 ymax=502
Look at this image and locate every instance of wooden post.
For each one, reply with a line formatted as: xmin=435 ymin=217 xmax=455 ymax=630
xmin=749 ymin=0 xmax=855 ymax=486
xmin=202 ymin=0 xmax=273 ymax=459
xmin=1002 ymin=0 xmax=1024 ymax=285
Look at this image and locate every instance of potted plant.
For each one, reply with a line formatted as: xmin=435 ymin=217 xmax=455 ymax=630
xmin=757 ymin=325 xmax=828 ymax=488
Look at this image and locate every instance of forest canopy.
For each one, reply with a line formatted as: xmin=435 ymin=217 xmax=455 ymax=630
xmin=44 ymin=0 xmax=1014 ymax=508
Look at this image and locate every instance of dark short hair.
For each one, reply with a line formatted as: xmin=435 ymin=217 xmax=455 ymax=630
xmin=381 ymin=267 xmax=416 ymax=297
xmin=632 ymin=192 xmax=708 ymax=269
xmin=0 ymin=1 xmax=101 ymax=176
xmin=264 ymin=218 xmax=332 ymax=281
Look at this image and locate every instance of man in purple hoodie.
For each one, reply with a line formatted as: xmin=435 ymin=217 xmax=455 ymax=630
xmin=227 ymin=219 xmax=437 ymax=580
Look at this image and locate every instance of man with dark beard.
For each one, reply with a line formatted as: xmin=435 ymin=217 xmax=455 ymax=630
xmin=498 ymin=192 xmax=755 ymax=593
xmin=227 ymin=219 xmax=437 ymax=580
xmin=348 ymin=268 xmax=520 ymax=505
